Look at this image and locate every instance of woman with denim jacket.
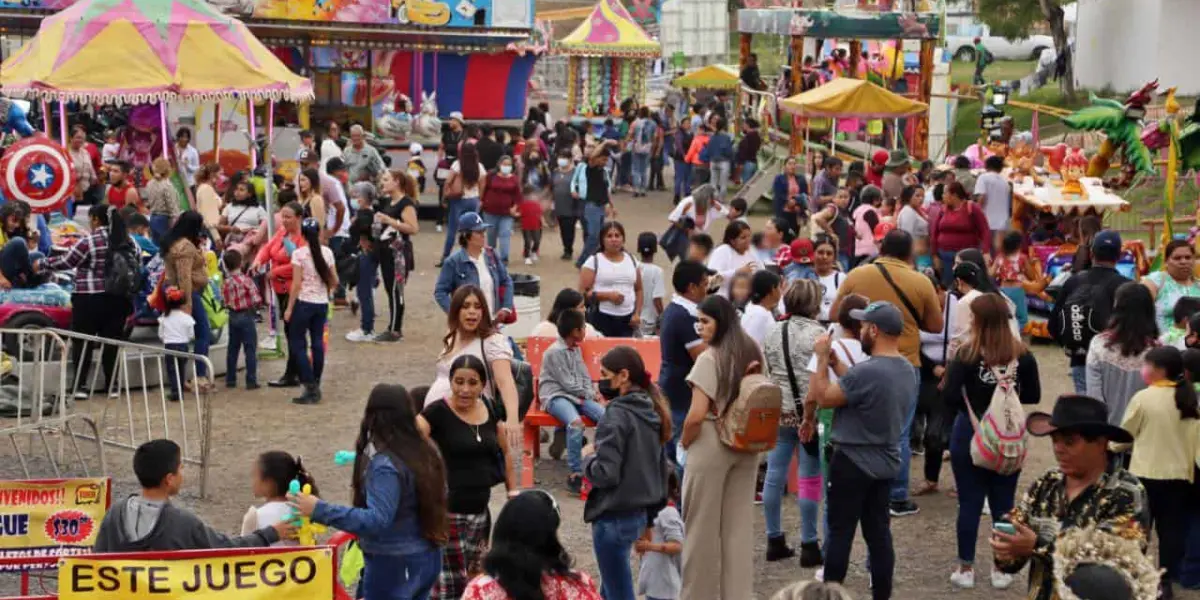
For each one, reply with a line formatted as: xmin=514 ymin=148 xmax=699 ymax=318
xmin=434 ymin=212 xmax=514 ymax=319
xmin=290 ymin=384 xmax=448 ymax=600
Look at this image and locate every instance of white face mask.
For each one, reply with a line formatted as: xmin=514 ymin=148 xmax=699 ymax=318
xmin=557 ymin=158 xmax=570 ymax=168
xmin=500 ymin=165 xmax=513 ymax=175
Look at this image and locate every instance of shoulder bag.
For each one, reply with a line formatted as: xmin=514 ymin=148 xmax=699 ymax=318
xmin=783 ymin=323 xmax=820 ymax=457
xmin=875 ymin=263 xmax=922 ymax=326
xmin=478 ymin=335 xmax=534 ymax=423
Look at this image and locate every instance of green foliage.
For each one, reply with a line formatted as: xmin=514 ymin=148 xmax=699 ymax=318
xmin=976 ymin=0 xmax=1047 ymax=41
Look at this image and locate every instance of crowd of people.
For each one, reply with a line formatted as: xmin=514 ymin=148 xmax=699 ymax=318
xmin=53 ymin=93 xmax=1200 ymax=600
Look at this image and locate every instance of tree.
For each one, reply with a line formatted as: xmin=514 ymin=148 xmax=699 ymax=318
xmin=977 ymin=0 xmax=1074 ymax=98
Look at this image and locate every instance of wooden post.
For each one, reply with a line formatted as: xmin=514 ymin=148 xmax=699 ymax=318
xmin=914 ymin=39 xmax=935 ymax=160
xmin=789 ymin=35 xmax=804 ymax=157
xmin=849 ymin=40 xmax=862 ymax=79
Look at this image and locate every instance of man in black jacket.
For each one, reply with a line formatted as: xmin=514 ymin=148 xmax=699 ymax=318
xmin=1050 ymin=230 xmax=1129 ymax=393
xmin=475 ymin=124 xmax=504 ymax=172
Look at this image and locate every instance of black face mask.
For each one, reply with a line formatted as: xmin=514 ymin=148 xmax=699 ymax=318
xmin=598 ymin=378 xmax=616 ymax=400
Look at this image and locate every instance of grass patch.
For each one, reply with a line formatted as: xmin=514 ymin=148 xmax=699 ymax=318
xmin=949 ymin=85 xmax=1090 ymax=153
xmin=949 ymin=59 xmax=1036 ymax=87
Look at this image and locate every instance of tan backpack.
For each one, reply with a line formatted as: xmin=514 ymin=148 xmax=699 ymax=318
xmin=714 ymin=363 xmax=783 ymax=453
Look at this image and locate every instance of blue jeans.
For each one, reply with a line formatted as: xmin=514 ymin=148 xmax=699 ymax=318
xmin=889 ymin=368 xmax=920 ymax=503
xmin=631 ymin=152 xmax=650 ymax=192
xmin=482 ymin=213 xmax=514 ymax=264
xmin=949 ymin=413 xmax=1019 ymax=564
xmin=576 ymin=202 xmax=607 ymax=269
xmin=225 ymin=311 xmax=257 ymax=387
xmin=190 ymin=292 xmax=211 ymax=377
xmin=937 ymin=250 xmax=958 ymax=289
xmin=440 ymin=196 xmax=480 ymax=260
xmin=163 ymin=342 xmax=189 ymax=399
xmin=288 ymin=300 xmax=328 ymax=384
xmin=330 ymin=236 xmax=347 ymax=300
xmin=150 ymin=214 xmax=171 ymax=246
xmin=711 ymin=160 xmax=731 ymax=199
xmin=1000 ymin=286 xmax=1028 ymax=332
xmin=543 ymin=397 xmax=607 ymax=474
xmin=673 ymin=162 xmax=692 ymax=199
xmin=360 ymin=549 xmax=442 ymax=600
xmin=1071 ymin=365 xmax=1087 ymax=394
xmin=358 ymin=253 xmax=378 ymax=334
xmin=592 ymin=511 xmax=647 ymax=600
xmin=741 ymin=161 xmax=758 ymax=183
xmin=764 ymin=426 xmax=822 ymax=543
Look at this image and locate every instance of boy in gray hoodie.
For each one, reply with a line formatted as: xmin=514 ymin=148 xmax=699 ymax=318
xmin=539 ymin=308 xmax=606 ymax=495
xmin=94 ymin=439 xmax=294 ymax=552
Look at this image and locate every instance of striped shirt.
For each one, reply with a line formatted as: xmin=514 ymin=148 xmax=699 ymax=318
xmin=45 ymin=226 xmax=110 ymax=295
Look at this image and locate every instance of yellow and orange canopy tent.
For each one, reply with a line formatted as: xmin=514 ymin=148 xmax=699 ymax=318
xmin=672 ymin=64 xmax=740 ymax=90
xmin=780 ymin=78 xmax=926 ymax=119
xmin=554 ymin=0 xmax=660 ymax=59
xmin=0 ymin=0 xmax=312 ymax=104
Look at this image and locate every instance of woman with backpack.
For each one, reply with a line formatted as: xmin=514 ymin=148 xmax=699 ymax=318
xmin=680 ymin=294 xmax=768 ymax=600
xmin=942 ymin=293 xmax=1040 ymax=590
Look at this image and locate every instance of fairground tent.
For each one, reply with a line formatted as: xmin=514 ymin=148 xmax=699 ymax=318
xmin=780 ymin=77 xmax=926 ymax=119
xmin=672 ymin=64 xmax=740 ymax=89
xmin=0 ymin=0 xmax=312 ymax=103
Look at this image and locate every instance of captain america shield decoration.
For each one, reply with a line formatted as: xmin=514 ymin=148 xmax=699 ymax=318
xmin=0 ymin=137 xmax=76 ymax=214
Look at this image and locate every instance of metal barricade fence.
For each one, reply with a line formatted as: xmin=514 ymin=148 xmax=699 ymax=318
xmin=0 ymin=328 xmax=214 ymax=498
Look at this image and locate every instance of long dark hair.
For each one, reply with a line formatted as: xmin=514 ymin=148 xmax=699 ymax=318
xmin=257 ymin=451 xmax=319 ymax=498
xmin=160 ymin=210 xmax=204 ymax=255
xmin=449 ymin=354 xmax=489 ymax=387
xmin=299 ymin=169 xmax=321 ymax=199
xmin=1144 ymin=346 xmax=1200 ymax=419
xmin=1105 ymin=282 xmax=1159 ymax=357
xmin=443 ymin=285 xmax=497 ymax=353
xmin=697 ymin=294 xmax=763 ymax=410
xmin=459 ymin=143 xmax=481 ymax=186
xmin=353 ymin=384 xmax=447 ymax=543
xmin=955 ymin=248 xmax=998 ymax=293
xmin=300 ymin=220 xmax=335 ymax=288
xmin=547 ymin=288 xmax=585 ymax=325
xmin=600 ymin=346 xmax=672 ymax=443
xmin=482 ymin=491 xmax=577 ymax=600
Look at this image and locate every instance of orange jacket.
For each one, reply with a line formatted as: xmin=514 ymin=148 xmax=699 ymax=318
xmin=254 ymin=228 xmax=307 ymax=295
xmin=685 ymin=133 xmax=711 ymax=166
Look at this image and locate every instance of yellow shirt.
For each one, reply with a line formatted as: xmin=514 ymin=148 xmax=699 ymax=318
xmin=1116 ymin=382 xmax=1200 ymax=482
xmin=833 ymin=256 xmax=940 ymax=366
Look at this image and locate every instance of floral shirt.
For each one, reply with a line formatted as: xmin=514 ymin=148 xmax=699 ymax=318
xmin=461 ymin=572 xmax=601 ymax=600
xmin=763 ymin=316 xmax=825 ymax=425
xmin=995 ymin=468 xmax=1148 ymax=600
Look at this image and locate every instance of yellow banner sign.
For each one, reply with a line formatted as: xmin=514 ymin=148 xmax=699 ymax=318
xmin=0 ymin=478 xmax=110 ymax=568
xmin=58 ymin=547 xmax=334 ymax=600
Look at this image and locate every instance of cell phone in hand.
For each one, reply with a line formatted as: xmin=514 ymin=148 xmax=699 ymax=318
xmin=993 ymin=522 xmax=1016 ymax=536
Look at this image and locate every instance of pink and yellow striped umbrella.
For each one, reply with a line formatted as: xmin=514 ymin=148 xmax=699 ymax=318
xmin=555 ymin=0 xmax=660 ymax=58
xmin=0 ymin=0 xmax=312 ymax=104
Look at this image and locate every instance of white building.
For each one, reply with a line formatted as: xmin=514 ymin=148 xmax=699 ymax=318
xmin=658 ymin=0 xmax=728 ymax=68
xmin=1074 ymin=0 xmax=1200 ymax=96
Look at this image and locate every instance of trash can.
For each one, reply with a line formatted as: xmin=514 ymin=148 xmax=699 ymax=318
xmin=507 ymin=273 xmax=541 ymax=341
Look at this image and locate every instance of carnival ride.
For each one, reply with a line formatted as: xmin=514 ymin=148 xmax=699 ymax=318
xmin=557 ymin=0 xmax=661 ymax=119
xmin=0 ymin=0 xmax=312 ymax=356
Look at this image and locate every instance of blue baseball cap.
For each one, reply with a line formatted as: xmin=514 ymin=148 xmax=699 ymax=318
xmin=1091 ymin=230 xmax=1122 ymax=261
xmin=457 ymin=212 xmax=490 ymax=232
xmin=849 ymin=301 xmax=905 ymax=336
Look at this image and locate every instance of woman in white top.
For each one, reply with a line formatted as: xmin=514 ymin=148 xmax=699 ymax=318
xmin=809 ymin=237 xmax=843 ymax=324
xmin=580 ymin=221 xmax=644 ymax=337
xmin=667 ymin=183 xmax=725 ymax=233
xmin=741 ymin=270 xmax=782 ymax=348
xmin=284 ymin=218 xmax=338 ymax=405
xmin=440 ymin=144 xmax=486 ymax=264
xmin=68 ymin=126 xmax=97 ymax=204
xmin=895 ymin=185 xmax=928 ymax=238
xmin=174 ymin=127 xmax=201 ymax=189
xmin=528 ymin=288 xmax=603 ymax=339
xmin=423 ymin=284 xmax=524 ymax=452
xmin=948 ymin=250 xmax=1021 ymax=357
xmin=320 ymin=121 xmax=343 ymax=169
xmin=707 ymin=221 xmax=759 ymax=298
xmin=219 ymin=179 xmax=267 ymax=247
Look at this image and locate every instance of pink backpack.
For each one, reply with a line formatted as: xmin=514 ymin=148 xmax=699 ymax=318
xmin=964 ymin=361 xmax=1028 ymax=475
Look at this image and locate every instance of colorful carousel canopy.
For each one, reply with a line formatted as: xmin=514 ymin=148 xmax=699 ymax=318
xmin=555 ymin=0 xmax=660 ymax=59
xmin=0 ymin=0 xmax=313 ymax=104
xmin=672 ymin=64 xmax=740 ymax=90
xmin=780 ymin=78 xmax=926 ymax=119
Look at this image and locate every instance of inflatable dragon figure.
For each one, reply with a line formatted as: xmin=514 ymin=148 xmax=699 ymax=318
xmin=1062 ymin=80 xmax=1156 ymax=187
xmin=1142 ymin=90 xmax=1200 ymax=176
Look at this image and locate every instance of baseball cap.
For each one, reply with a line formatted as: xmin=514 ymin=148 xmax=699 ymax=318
xmin=325 ymin=156 xmax=347 ymax=174
xmin=637 ymin=232 xmax=658 ymax=255
xmin=790 ymin=238 xmax=814 ymax=264
xmin=409 ymin=142 xmax=424 ymax=154
xmin=849 ymin=301 xmax=905 ymax=336
xmin=457 ymin=212 xmax=491 ymax=232
xmin=1091 ymin=230 xmax=1122 ymax=261
xmin=449 ymin=111 xmax=464 ymax=123
xmin=871 ymin=149 xmax=889 ymax=167
xmin=298 ymin=148 xmax=319 ymax=164
xmin=873 ymin=221 xmax=895 ymax=241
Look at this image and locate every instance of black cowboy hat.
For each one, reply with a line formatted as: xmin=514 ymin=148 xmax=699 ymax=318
xmin=1026 ymin=395 xmax=1133 ymax=444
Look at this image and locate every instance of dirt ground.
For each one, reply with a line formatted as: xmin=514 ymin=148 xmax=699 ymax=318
xmin=2 ymin=182 xmax=1195 ymax=600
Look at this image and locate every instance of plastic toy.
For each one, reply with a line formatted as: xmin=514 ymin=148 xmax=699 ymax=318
xmin=1060 ymin=149 xmax=1088 ymax=198
xmin=285 ymin=478 xmax=327 ymax=546
xmin=0 ymin=97 xmax=34 ymax=138
xmin=334 ymin=451 xmax=355 ymax=466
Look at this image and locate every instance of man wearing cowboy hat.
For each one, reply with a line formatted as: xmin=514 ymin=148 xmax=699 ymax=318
xmin=991 ymin=395 xmax=1149 ymax=600
xmin=881 ymin=150 xmax=910 ymax=203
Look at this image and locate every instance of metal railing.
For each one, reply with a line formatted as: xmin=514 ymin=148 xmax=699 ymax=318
xmin=0 ymin=328 xmax=215 ymax=498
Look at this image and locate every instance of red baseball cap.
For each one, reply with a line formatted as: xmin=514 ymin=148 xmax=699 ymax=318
xmin=872 ymin=149 xmax=890 ymax=167
xmin=874 ymin=221 xmax=896 ymax=241
xmin=790 ymin=238 xmax=815 ymax=264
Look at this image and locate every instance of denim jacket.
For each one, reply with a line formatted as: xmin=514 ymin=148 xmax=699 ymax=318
xmin=311 ymin=453 xmax=435 ymax=556
xmin=434 ymin=246 xmax=514 ymax=313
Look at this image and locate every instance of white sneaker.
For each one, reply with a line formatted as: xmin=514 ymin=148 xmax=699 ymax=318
xmin=436 ymin=224 xmax=443 ymax=233
xmin=990 ymin=571 xmax=1014 ymax=590
xmin=950 ymin=569 xmax=976 ymax=589
xmin=982 ymin=499 xmax=991 ymax=516
xmin=524 ymin=257 xmax=533 ymax=265
xmin=345 ymin=330 xmax=374 ymax=343
xmin=814 ymin=568 xmax=824 ymax=582
xmin=532 ymin=252 xmax=540 ymax=263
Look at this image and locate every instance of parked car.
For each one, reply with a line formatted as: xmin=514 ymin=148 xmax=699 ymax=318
xmin=944 ymin=15 xmax=1054 ymax=62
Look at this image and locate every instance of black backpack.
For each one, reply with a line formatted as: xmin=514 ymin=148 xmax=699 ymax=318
xmin=105 ymin=239 xmax=142 ymax=298
xmin=1052 ymin=281 xmax=1102 ymax=355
